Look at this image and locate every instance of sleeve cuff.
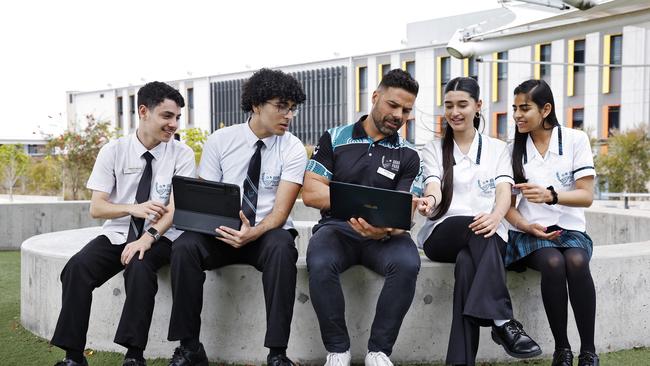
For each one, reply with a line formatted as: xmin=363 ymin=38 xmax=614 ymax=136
xmin=423 ymin=174 xmax=441 ymax=185
xmin=573 ymin=166 xmax=596 ymax=180
xmin=495 ymin=174 xmax=514 ymax=186
xmin=306 ymin=160 xmax=333 ymax=180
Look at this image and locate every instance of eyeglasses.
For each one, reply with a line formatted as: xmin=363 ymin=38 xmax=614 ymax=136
xmin=266 ymin=102 xmax=299 ymax=116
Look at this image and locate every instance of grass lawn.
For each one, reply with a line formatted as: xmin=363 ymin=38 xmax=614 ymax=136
xmin=2 ymin=250 xmax=648 ymax=365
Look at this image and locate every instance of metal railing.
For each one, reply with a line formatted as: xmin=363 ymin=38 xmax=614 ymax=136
xmin=599 ymin=192 xmax=650 ymax=209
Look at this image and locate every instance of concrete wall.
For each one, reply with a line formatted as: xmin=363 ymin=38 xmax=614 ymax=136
xmin=20 ymin=225 xmax=650 ymax=363
xmin=0 ymin=201 xmax=102 ymax=250
xmin=4 ymin=200 xmax=649 ymax=251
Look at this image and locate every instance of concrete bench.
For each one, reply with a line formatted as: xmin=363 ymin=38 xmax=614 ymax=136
xmin=21 ymin=208 xmax=650 ymax=364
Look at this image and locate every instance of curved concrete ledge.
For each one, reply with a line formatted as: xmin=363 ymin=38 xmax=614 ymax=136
xmin=21 ymin=214 xmax=650 ymax=364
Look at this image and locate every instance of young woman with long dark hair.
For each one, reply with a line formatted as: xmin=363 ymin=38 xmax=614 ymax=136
xmin=415 ymin=77 xmax=540 ymax=365
xmin=505 ymin=79 xmax=598 ymax=366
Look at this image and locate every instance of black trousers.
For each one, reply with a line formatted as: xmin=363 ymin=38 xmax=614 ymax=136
xmin=167 ymin=228 xmax=298 ymax=348
xmin=306 ymin=221 xmax=421 ymax=355
xmin=51 ymin=234 xmax=172 ymax=352
xmin=423 ymin=216 xmax=513 ymax=366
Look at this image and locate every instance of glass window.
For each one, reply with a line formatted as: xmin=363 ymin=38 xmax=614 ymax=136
xmin=540 ymin=44 xmax=552 ymax=78
xmin=496 ymin=113 xmax=508 ymax=141
xmin=497 ymin=51 xmax=508 ymax=80
xmin=441 ymin=57 xmax=450 ymax=88
xmin=610 ymin=35 xmax=622 ymax=65
xmin=358 ymin=66 xmax=368 ymax=113
xmin=381 ymin=64 xmax=391 ymax=78
xmin=129 ymin=95 xmax=135 ymax=130
xmin=574 ymin=39 xmax=585 ymax=73
xmin=405 ymin=61 xmax=415 ymax=78
xmin=187 ymin=88 xmax=194 ymax=127
xmin=572 ymin=108 xmax=584 ymax=129
xmin=607 ymin=106 xmax=620 ymax=137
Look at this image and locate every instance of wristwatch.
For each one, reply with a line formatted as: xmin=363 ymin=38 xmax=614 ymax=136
xmin=146 ymin=227 xmax=161 ymax=241
xmin=545 ymin=185 xmax=559 ymax=205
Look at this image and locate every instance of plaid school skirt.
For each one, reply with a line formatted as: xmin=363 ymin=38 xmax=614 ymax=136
xmin=505 ymin=228 xmax=593 ymax=271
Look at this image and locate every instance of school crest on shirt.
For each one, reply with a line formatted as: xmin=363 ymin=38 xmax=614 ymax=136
xmin=154 ymin=182 xmax=172 ymax=201
xmin=381 ymin=156 xmax=400 ymax=171
xmin=477 ymin=178 xmax=496 ymax=196
xmin=261 ymin=172 xmax=281 ymax=189
xmin=556 ymin=171 xmax=574 ymax=187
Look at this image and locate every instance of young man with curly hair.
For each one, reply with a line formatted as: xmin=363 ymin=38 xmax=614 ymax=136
xmin=51 ymin=82 xmax=195 ymax=366
xmin=166 ymin=68 xmax=307 ymax=366
xmin=302 ymin=69 xmax=422 ymax=366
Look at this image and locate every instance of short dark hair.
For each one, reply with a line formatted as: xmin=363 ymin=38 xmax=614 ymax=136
xmin=137 ymin=81 xmax=185 ymax=110
xmin=241 ymin=68 xmax=306 ymax=112
xmin=378 ymin=69 xmax=419 ymax=96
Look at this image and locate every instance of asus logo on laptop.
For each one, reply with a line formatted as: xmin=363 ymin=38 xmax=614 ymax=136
xmin=363 ymin=204 xmax=378 ymax=210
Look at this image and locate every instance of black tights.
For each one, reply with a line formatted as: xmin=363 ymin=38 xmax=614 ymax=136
xmin=525 ymin=247 xmax=596 ymax=353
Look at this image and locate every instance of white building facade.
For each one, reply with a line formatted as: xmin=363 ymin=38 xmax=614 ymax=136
xmin=66 ymin=8 xmax=650 ymax=147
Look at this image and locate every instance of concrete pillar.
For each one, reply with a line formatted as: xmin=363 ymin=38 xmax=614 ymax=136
xmin=507 ymin=46 xmax=533 ymax=139
xmin=584 ymin=32 xmax=602 ymax=138
xmin=621 ymin=23 xmax=650 ymax=129
xmin=551 ymin=39 xmax=566 ymax=125
xmin=415 ymin=49 xmax=436 ymax=145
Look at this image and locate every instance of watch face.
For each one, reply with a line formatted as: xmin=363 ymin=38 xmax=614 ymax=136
xmin=147 ymin=227 xmax=160 ymax=238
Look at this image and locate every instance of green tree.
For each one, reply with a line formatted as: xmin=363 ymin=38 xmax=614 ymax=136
xmin=26 ymin=155 xmax=62 ymax=196
xmin=180 ymin=127 xmax=209 ymax=164
xmin=595 ymin=125 xmax=650 ymax=193
xmin=48 ymin=116 xmax=115 ymax=200
xmin=0 ymin=144 xmax=30 ymax=201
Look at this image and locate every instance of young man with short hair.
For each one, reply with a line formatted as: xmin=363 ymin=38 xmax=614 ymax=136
xmin=303 ymin=69 xmax=422 ymax=366
xmin=166 ymin=68 xmax=307 ymax=366
xmin=51 ymin=81 xmax=195 ymax=366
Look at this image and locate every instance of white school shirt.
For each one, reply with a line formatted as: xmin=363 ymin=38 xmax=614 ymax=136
xmin=198 ymin=121 xmax=308 ymax=230
xmin=86 ymin=132 xmax=196 ymax=245
xmin=416 ymin=130 xmax=514 ymax=246
xmin=511 ymin=126 xmax=595 ymax=232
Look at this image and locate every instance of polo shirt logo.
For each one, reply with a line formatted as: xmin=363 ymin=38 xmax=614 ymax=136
xmin=261 ymin=172 xmax=281 ymax=189
xmin=381 ymin=156 xmax=400 ymax=171
xmin=477 ymin=178 xmax=496 ymax=195
xmin=556 ymin=171 xmax=574 ymax=187
xmin=154 ymin=182 xmax=171 ymax=201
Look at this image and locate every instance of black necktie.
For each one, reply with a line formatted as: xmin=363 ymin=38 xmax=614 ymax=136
xmin=242 ymin=140 xmax=264 ymax=226
xmin=127 ymin=151 xmax=154 ymax=242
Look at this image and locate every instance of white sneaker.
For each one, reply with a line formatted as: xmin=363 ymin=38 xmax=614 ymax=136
xmin=324 ymin=350 xmax=351 ymax=366
xmin=364 ymin=351 xmax=393 ymax=366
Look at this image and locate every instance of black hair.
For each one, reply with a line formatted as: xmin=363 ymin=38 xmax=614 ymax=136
xmin=511 ymin=79 xmax=560 ymax=183
xmin=431 ymin=77 xmax=481 ymax=221
xmin=137 ymin=81 xmax=185 ymax=110
xmin=378 ymin=69 xmax=419 ymax=96
xmin=241 ymin=68 xmax=306 ymax=112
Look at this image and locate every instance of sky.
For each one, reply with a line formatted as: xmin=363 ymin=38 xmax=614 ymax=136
xmin=0 ymin=0 xmax=499 ymax=139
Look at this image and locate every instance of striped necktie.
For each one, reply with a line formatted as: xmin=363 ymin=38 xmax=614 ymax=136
xmin=127 ymin=151 xmax=154 ymax=242
xmin=242 ymin=140 xmax=264 ymax=226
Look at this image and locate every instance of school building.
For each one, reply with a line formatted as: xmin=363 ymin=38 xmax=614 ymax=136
xmin=66 ymin=2 xmax=650 ymax=147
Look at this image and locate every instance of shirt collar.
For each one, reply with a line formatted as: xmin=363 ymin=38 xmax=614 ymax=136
xmin=452 ymin=129 xmax=482 ymax=165
xmin=244 ymin=117 xmax=277 ymax=149
xmin=352 ymin=115 xmax=399 ymax=145
xmin=131 ymin=131 xmax=165 ymax=160
xmin=524 ymin=125 xmax=563 ymax=163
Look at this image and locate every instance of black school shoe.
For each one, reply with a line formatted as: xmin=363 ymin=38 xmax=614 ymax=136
xmin=168 ymin=343 xmax=209 ymax=366
xmin=491 ymin=319 xmax=542 ymax=358
xmin=578 ymin=351 xmax=599 ymax=366
xmin=267 ymin=354 xmax=296 ymax=366
xmin=54 ymin=357 xmax=88 ymax=366
xmin=123 ymin=357 xmax=147 ymax=366
xmin=551 ymin=348 xmax=574 ymax=366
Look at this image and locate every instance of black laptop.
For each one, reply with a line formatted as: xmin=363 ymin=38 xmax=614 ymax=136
xmin=329 ymin=181 xmax=413 ymax=230
xmin=172 ymin=175 xmax=241 ymax=235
